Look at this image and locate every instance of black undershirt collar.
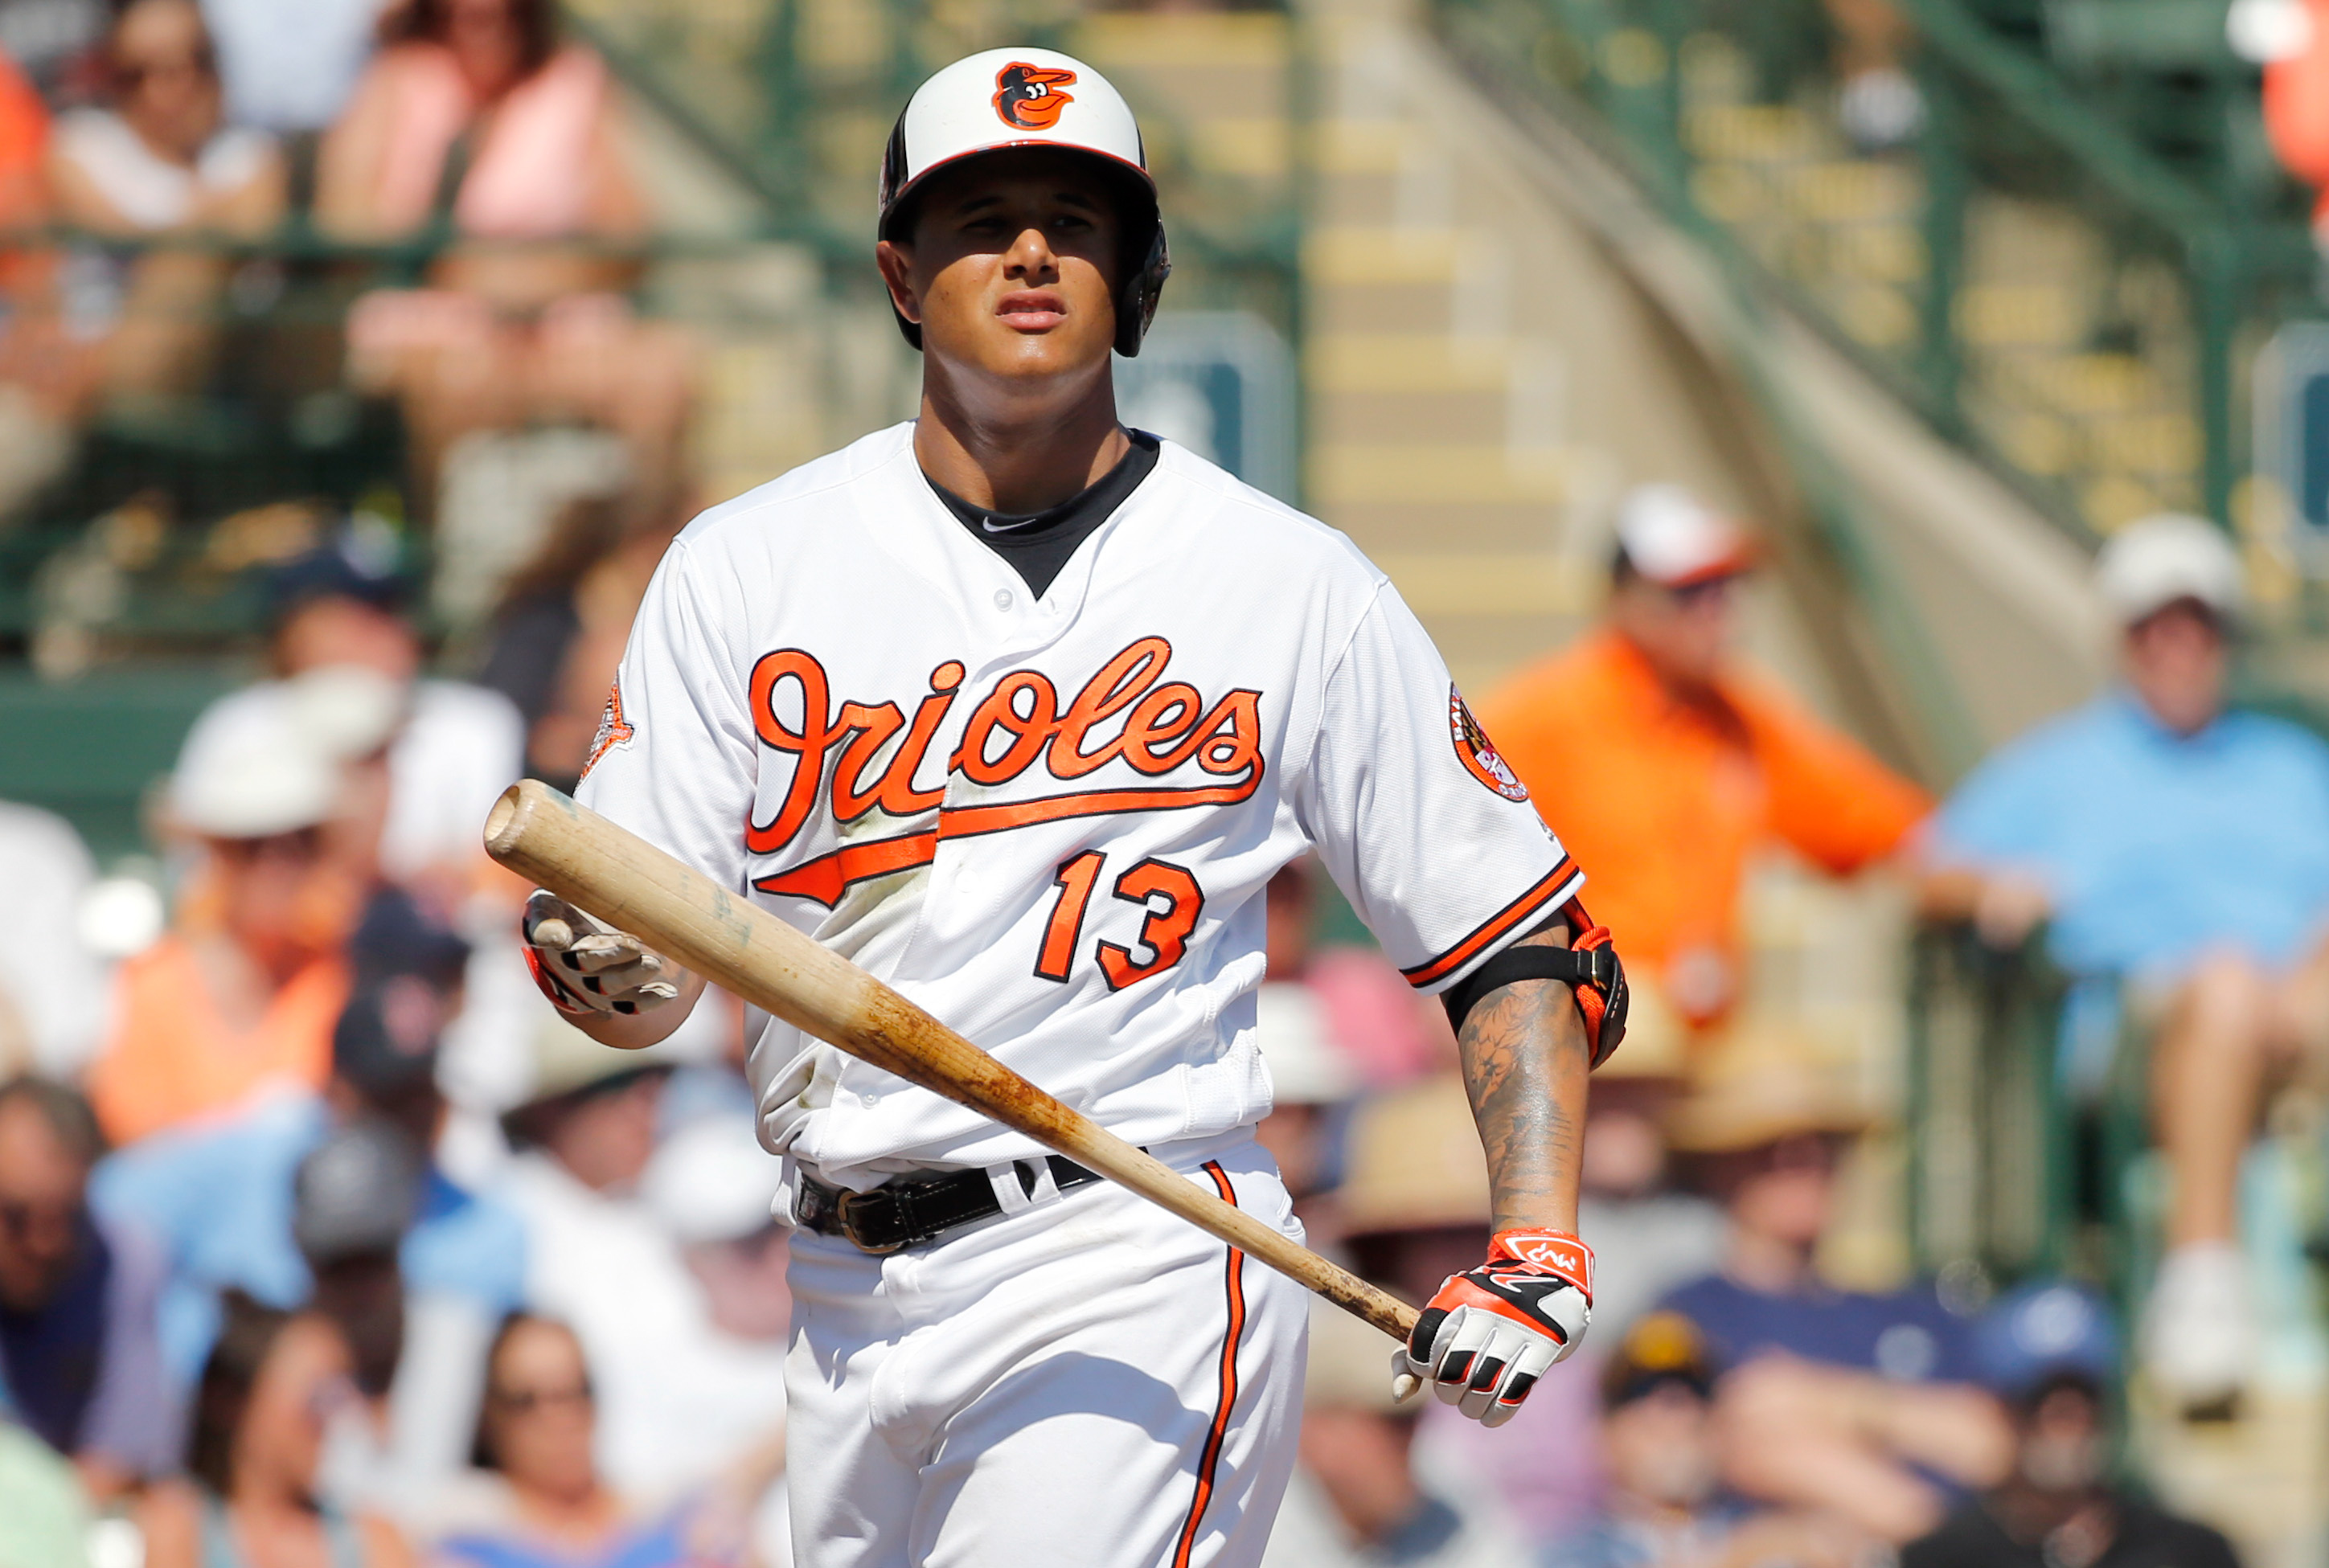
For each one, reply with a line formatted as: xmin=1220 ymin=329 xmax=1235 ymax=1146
xmin=924 ymin=429 xmax=1161 ymax=598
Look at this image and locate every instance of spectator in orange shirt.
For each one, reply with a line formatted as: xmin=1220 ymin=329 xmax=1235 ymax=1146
xmin=0 ymin=46 xmax=46 ymax=234
xmin=0 ymin=43 xmax=72 ymax=514
xmin=87 ymin=686 xmax=365 ymax=1147
xmin=1475 ymin=486 xmax=1930 ymax=1027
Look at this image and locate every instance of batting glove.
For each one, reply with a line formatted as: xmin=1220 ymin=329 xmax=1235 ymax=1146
xmin=522 ymin=890 xmax=679 ymax=1017
xmin=1394 ymin=1229 xmax=1592 ymax=1427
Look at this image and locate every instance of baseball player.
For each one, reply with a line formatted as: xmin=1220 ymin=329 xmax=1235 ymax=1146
xmin=519 ymin=47 xmax=1629 ymax=1568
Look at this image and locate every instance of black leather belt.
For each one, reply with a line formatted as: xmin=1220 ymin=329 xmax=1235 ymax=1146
xmin=793 ymin=1155 xmax=1106 ymax=1254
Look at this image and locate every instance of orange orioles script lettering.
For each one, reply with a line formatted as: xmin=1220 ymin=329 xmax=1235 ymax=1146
xmin=745 ymin=637 xmax=1264 ymax=907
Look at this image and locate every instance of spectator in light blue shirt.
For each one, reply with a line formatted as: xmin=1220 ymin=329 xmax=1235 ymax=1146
xmin=91 ymin=888 xmax=526 ymax=1414
xmin=1921 ymin=513 xmax=2329 ymax=1412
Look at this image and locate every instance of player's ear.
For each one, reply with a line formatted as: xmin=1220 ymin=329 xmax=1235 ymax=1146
xmin=875 ymin=239 xmax=922 ymax=327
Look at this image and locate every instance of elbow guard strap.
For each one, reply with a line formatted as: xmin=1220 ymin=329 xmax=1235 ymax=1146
xmin=1442 ymin=920 xmax=1629 ymax=1067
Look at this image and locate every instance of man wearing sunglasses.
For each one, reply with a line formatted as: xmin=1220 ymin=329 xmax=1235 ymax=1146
xmin=1478 ymin=485 xmax=1930 ymax=1034
xmin=0 ymin=1075 xmax=174 ymax=1496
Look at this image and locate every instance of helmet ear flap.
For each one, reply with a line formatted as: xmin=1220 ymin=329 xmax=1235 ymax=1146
xmin=880 ymin=114 xmax=925 ymax=350
xmin=1113 ymin=221 xmax=1171 ymax=358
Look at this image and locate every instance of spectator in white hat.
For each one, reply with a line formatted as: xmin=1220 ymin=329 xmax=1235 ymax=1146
xmin=180 ymin=535 xmax=527 ymax=911
xmin=1921 ymin=513 xmax=2329 ymax=1410
xmin=177 ymin=534 xmax=536 ymax=1131
xmin=84 ymin=685 xmax=363 ymax=1146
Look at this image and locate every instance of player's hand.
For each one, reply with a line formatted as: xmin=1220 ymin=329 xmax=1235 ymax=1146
xmin=1393 ymin=1229 xmax=1592 ymax=1427
xmin=523 ymin=890 xmax=679 ymax=1017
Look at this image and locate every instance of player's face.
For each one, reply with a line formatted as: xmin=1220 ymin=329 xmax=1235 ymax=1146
xmin=880 ymin=152 xmax=1125 ymax=390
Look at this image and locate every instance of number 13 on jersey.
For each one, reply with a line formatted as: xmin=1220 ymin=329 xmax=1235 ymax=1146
xmin=1034 ymin=852 xmax=1203 ymax=989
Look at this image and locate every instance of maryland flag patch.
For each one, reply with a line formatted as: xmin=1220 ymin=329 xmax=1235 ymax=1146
xmin=1449 ymin=686 xmax=1528 ymax=802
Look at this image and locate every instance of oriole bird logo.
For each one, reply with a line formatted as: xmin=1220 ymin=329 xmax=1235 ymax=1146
xmin=993 ymin=62 xmax=1076 ymax=130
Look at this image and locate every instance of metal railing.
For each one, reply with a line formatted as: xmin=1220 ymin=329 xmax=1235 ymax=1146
xmin=566 ymin=0 xmax=1304 ymax=322
xmin=1427 ymin=0 xmax=2316 ymax=542
xmin=1905 ymin=919 xmax=2173 ymax=1316
xmin=1905 ymin=920 xmax=2076 ymax=1284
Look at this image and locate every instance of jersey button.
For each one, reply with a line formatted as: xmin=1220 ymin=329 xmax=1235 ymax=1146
xmin=860 ymin=1092 xmax=879 ymax=1108
xmin=993 ymin=588 xmax=1013 ymax=610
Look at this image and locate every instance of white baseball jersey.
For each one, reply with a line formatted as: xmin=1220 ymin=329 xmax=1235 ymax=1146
xmin=578 ymin=421 xmax=1582 ymax=1190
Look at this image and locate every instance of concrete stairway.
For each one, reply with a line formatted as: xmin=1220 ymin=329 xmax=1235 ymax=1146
xmin=1680 ymin=41 xmax=2206 ymax=534
xmin=1302 ymin=6 xmax=1601 ymax=693
xmin=1299 ymin=0 xmax=2120 ymax=774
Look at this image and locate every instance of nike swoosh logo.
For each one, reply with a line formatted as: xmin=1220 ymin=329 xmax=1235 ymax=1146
xmin=981 ymin=516 xmax=1040 ymax=534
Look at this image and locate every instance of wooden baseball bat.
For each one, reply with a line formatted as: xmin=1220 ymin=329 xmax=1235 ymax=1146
xmin=483 ymin=779 xmax=1420 ymax=1342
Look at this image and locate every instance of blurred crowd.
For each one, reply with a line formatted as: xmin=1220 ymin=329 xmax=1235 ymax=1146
xmin=1249 ymin=488 xmax=2282 ymax=1567
xmin=0 ymin=0 xmax=689 ymax=551
xmin=4 ymin=465 xmax=2307 ymax=1568
xmin=0 ymin=2 xmax=2320 ymax=1563
xmin=1 ymin=516 xmax=792 ymax=1567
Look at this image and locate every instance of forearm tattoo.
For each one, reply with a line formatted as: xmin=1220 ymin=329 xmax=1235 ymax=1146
xmin=1456 ymin=923 xmax=1592 ymax=1235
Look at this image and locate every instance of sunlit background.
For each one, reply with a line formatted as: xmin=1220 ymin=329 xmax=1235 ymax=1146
xmin=5 ymin=0 xmax=2329 ymax=1562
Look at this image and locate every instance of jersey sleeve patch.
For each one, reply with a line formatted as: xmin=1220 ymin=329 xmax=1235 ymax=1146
xmin=580 ymin=678 xmax=636 ymax=780
xmin=1449 ymin=685 xmax=1529 ymax=802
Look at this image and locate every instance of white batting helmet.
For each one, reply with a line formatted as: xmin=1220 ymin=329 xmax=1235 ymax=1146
xmin=877 ymin=47 xmax=1171 ymax=357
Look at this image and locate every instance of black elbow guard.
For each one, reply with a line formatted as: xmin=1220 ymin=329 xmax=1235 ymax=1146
xmin=1441 ymin=910 xmax=1628 ymax=1067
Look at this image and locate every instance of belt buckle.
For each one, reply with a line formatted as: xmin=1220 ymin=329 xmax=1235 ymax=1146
xmin=836 ymin=1188 xmax=909 ymax=1255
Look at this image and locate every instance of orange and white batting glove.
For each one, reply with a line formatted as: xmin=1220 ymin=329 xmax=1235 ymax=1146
xmin=523 ymin=890 xmax=679 ymax=1017
xmin=1395 ymin=1229 xmax=1592 ymax=1427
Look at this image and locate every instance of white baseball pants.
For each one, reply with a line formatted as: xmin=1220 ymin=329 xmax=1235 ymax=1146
xmin=783 ymin=1132 xmax=1310 ymax=1568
